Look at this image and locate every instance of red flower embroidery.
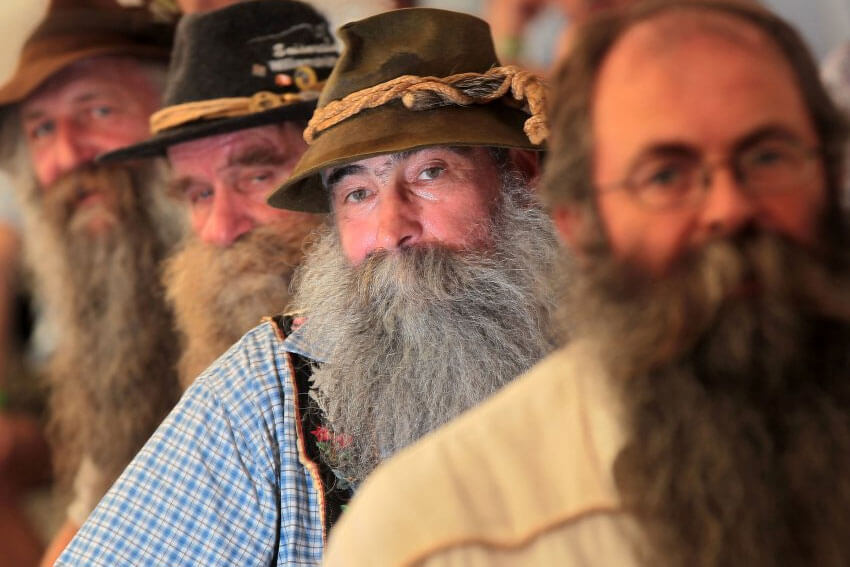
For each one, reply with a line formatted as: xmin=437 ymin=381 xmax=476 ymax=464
xmin=311 ymin=426 xmax=356 ymax=490
xmin=311 ymin=426 xmax=332 ymax=443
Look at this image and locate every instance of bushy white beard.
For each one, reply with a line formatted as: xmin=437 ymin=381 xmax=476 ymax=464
xmin=291 ymin=176 xmax=564 ymax=482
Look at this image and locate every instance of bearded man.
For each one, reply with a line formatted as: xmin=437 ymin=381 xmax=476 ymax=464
xmin=0 ymin=1 xmax=184 ymax=564
xmin=322 ymin=2 xmax=850 ymax=566
xmin=100 ymin=0 xmax=336 ymax=388
xmin=57 ymin=8 xmax=561 ymax=566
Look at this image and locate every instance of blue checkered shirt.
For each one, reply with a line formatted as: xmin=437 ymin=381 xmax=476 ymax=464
xmin=56 ymin=319 xmax=330 ymax=566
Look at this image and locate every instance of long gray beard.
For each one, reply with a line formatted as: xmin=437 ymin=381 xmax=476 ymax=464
xmin=291 ymin=177 xmax=563 ymax=483
xmin=566 ymin=229 xmax=850 ymax=567
xmin=162 ymin=218 xmax=321 ymax=389
xmin=21 ymin=163 xmax=183 ymax=499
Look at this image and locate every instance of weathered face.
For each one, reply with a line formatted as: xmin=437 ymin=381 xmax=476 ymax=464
xmin=325 ymin=146 xmax=504 ymax=265
xmin=21 ymin=58 xmax=160 ymax=189
xmin=167 ymin=123 xmax=316 ymax=247
xmin=585 ymin=15 xmax=825 ymax=275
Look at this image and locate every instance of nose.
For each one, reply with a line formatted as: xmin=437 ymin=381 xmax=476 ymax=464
xmin=698 ymin=165 xmax=757 ymax=238
xmin=373 ymin=184 xmax=422 ymax=252
xmin=47 ymin=119 xmax=98 ymax=185
xmin=198 ymin=186 xmax=256 ymax=246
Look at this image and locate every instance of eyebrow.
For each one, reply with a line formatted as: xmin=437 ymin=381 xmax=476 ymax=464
xmin=324 ymin=163 xmax=367 ymax=191
xmin=627 ymin=143 xmax=700 ymax=169
xmin=227 ymin=146 xmax=290 ymax=168
xmin=731 ymin=124 xmax=809 ymax=154
xmin=323 ymin=147 xmax=473 ymax=191
xmin=629 ymin=124 xmax=811 ymax=166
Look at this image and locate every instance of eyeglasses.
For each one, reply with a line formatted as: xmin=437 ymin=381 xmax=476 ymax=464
xmin=599 ymin=138 xmax=822 ymax=210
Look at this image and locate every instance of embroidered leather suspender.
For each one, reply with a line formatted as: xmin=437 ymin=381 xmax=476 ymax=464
xmin=273 ymin=315 xmax=352 ymax=538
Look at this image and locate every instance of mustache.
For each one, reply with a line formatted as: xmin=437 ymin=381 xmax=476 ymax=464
xmin=669 ymin=228 xmax=850 ymax=321
xmin=567 ymin=226 xmax=850 ymax=375
xmin=40 ymin=163 xmax=132 ymax=229
xmin=355 ymin=245 xmax=488 ymax=301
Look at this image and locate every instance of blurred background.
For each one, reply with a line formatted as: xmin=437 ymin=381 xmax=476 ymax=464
xmin=0 ymin=0 xmax=848 ymax=81
xmin=0 ymin=1 xmax=847 ymax=566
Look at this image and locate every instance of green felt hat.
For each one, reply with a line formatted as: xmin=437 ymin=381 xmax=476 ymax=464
xmin=269 ymin=8 xmax=546 ymax=213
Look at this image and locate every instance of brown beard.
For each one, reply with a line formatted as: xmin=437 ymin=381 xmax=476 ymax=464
xmin=162 ymin=218 xmax=321 ymax=389
xmin=23 ymin=163 xmax=183 ymax=500
xmin=291 ymin=177 xmax=563 ymax=483
xmin=566 ymin=228 xmax=850 ymax=566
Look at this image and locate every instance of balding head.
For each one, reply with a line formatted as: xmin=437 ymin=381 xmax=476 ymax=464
xmin=542 ymin=0 xmax=847 ymax=262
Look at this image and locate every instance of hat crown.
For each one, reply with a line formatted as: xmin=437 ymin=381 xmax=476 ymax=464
xmin=30 ymin=0 xmax=174 ymax=43
xmin=164 ymin=0 xmax=338 ymax=107
xmin=319 ymin=8 xmax=499 ymax=108
xmin=0 ymin=0 xmax=175 ymax=105
xmin=269 ymin=8 xmax=535 ymax=213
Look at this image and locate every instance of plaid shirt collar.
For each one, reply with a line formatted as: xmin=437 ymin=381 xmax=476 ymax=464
xmin=281 ymin=317 xmax=329 ymax=363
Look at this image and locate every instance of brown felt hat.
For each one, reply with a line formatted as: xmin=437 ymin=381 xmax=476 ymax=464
xmin=269 ymin=8 xmax=543 ymax=213
xmin=0 ymin=0 xmax=176 ymax=106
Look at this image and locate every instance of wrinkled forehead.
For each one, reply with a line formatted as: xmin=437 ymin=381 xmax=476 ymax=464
xmin=321 ymin=146 xmax=482 ymax=187
xmin=166 ymin=123 xmax=299 ymax=161
xmin=591 ymin=7 xmax=810 ymax=141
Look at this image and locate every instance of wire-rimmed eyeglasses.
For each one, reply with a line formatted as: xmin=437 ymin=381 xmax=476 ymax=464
xmin=598 ymin=136 xmax=822 ymax=210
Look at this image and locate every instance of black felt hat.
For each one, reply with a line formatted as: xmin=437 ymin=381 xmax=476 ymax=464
xmin=100 ymin=0 xmax=338 ymax=162
xmin=269 ymin=8 xmax=547 ymax=213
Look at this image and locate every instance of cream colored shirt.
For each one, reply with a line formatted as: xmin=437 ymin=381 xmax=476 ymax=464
xmin=324 ymin=342 xmax=643 ymax=566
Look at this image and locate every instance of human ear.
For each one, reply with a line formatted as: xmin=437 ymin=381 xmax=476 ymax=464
xmin=550 ymin=204 xmax=587 ymax=258
xmin=506 ymin=149 xmax=541 ymax=189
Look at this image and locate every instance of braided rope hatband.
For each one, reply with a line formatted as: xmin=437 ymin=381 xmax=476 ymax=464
xmin=149 ymin=90 xmax=321 ymax=134
xmin=303 ymin=65 xmax=548 ymax=145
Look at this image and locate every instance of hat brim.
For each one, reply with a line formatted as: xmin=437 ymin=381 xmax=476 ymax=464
xmin=270 ymin=102 xmax=540 ymax=213
xmin=98 ymin=99 xmax=318 ymax=163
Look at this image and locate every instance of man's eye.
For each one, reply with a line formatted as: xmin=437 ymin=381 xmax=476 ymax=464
xmin=752 ymin=150 xmax=781 ymax=164
xmin=343 ymin=188 xmax=370 ymax=204
xmin=630 ymin=159 xmax=695 ymax=207
xmin=90 ymin=106 xmax=114 ymax=118
xmin=248 ymin=170 xmax=277 ymax=185
xmin=29 ymin=121 xmax=55 ymax=141
xmin=645 ymin=165 xmax=683 ymax=187
xmin=633 ymin=161 xmax=686 ymax=189
xmin=186 ymin=186 xmax=214 ymax=205
xmin=417 ymin=166 xmax=445 ymax=181
xmin=238 ymin=168 xmax=283 ymax=193
xmin=743 ymin=145 xmax=793 ymax=169
xmin=739 ymin=141 xmax=807 ymax=187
